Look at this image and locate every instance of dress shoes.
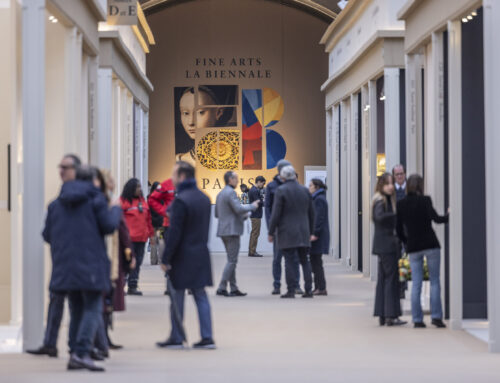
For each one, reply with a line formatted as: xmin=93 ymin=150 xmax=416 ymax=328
xmin=26 ymin=345 xmax=58 ymax=358
xmin=432 ymin=319 xmax=447 ymax=328
xmin=379 ymin=317 xmax=386 ymax=326
xmin=295 ymin=288 xmax=305 ymax=295
xmin=248 ymin=253 xmax=263 ymax=257
xmin=90 ymin=349 xmax=106 ymax=361
xmin=216 ymin=289 xmax=229 ymax=297
xmin=281 ymin=292 xmax=295 ymax=299
xmin=302 ymin=292 xmax=314 ymax=298
xmin=313 ymin=289 xmax=328 ymax=296
xmin=386 ymin=318 xmax=407 ymax=327
xmin=156 ymin=339 xmax=184 ymax=349
xmin=229 ymin=290 xmax=247 ymax=297
xmin=271 ymin=288 xmax=281 ymax=295
xmin=127 ymin=288 xmax=143 ymax=296
xmin=108 ymin=342 xmax=123 ymax=350
xmin=414 ymin=322 xmax=427 ymax=328
xmin=67 ymin=353 xmax=105 ymax=372
xmin=193 ymin=339 xmax=216 ymax=350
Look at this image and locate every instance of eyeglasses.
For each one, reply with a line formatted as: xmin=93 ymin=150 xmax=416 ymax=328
xmin=59 ymin=164 xmax=74 ymax=171
xmin=394 ymin=172 xmax=405 ymax=176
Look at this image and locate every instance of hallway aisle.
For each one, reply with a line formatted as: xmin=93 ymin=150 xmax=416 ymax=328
xmin=1 ymin=254 xmax=499 ymax=382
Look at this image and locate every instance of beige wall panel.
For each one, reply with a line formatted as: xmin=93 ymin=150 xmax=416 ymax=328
xmin=404 ymin=0 xmax=480 ymax=52
xmin=146 ymin=0 xmax=328 ymax=201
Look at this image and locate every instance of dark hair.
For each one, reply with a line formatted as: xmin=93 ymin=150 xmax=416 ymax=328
xmin=64 ymin=154 xmax=81 ymax=168
xmin=149 ymin=181 xmax=160 ymax=197
xmin=176 ymin=161 xmax=195 ymax=180
xmin=94 ymin=168 xmax=106 ymax=194
xmin=311 ymin=178 xmax=327 ymax=191
xmin=76 ymin=165 xmax=96 ymax=182
xmin=224 ymin=171 xmax=235 ymax=185
xmin=255 ymin=176 xmax=266 ymax=184
xmin=406 ymin=174 xmax=424 ymax=195
xmin=392 ymin=164 xmax=406 ymax=175
xmin=240 ymin=184 xmax=249 ymax=193
xmin=375 ymin=173 xmax=394 ymax=195
xmin=121 ymin=178 xmax=141 ymax=203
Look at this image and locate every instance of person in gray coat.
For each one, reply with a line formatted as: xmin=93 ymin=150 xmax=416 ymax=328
xmin=215 ymin=171 xmax=259 ymax=297
xmin=268 ymin=165 xmax=315 ymax=298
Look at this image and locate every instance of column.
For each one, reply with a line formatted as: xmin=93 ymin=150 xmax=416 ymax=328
xmin=361 ymin=84 xmax=371 ymax=278
xmin=447 ymin=20 xmax=463 ymax=331
xmin=94 ymin=68 xmax=113 ymax=169
xmin=22 ymin=0 xmax=46 ymax=350
xmin=384 ymin=68 xmax=400 ymax=170
xmin=340 ymin=98 xmax=350 ymax=266
xmin=87 ymin=56 xmax=98 ymax=166
xmin=368 ymin=80 xmax=378 ymax=281
xmin=332 ymin=104 xmax=340 ymax=259
xmin=326 ymin=108 xmax=334 ymax=256
xmin=405 ymin=53 xmax=424 ymax=175
xmin=483 ymin=0 xmax=500 ymax=353
xmin=349 ymin=93 xmax=359 ymax=271
xmin=142 ymin=109 xmax=149 ymax=197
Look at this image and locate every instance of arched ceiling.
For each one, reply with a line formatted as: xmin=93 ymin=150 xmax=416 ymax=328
xmin=141 ymin=0 xmax=340 ymax=22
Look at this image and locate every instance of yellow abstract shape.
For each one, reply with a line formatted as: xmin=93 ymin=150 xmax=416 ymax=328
xmin=262 ymin=88 xmax=284 ymax=127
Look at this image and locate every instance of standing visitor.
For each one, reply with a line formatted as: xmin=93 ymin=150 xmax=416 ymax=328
xmin=43 ymin=165 xmax=121 ymax=371
xmin=215 ymin=171 xmax=259 ymax=297
xmin=27 ymin=154 xmax=81 ymax=358
xmin=265 ymin=160 xmax=302 ymax=295
xmin=121 ymin=178 xmax=155 ymax=296
xmin=248 ymin=176 xmax=266 ymax=257
xmin=308 ymin=179 xmax=330 ymax=296
xmin=392 ymin=164 xmax=407 ymax=202
xmin=156 ymin=162 xmax=216 ymax=349
xmin=147 ymin=181 xmax=165 ymax=265
xmin=372 ymin=173 xmax=407 ymax=326
xmin=396 ymin=174 xmax=449 ymax=328
xmin=268 ymin=165 xmax=314 ymax=298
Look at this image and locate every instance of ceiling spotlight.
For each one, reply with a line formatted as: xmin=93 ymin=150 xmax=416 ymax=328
xmin=51 ymin=18 xmax=58 ymax=23
xmin=467 ymin=15 xmax=473 ymax=20
xmin=48 ymin=15 xmax=54 ymax=21
xmin=462 ymin=17 xmax=468 ymax=23
xmin=364 ymin=105 xmax=370 ymax=112
xmin=379 ymin=95 xmax=386 ymax=101
xmin=472 ymin=10 xmax=477 ymax=16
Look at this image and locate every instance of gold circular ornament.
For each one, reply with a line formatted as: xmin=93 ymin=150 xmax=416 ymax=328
xmin=197 ymin=130 xmax=239 ymax=170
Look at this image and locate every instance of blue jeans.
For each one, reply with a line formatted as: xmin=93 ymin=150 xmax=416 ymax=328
xmin=169 ymin=288 xmax=213 ymax=343
xmin=68 ymin=291 xmax=103 ymax=357
xmin=272 ymin=239 xmax=300 ymax=289
xmin=281 ymin=247 xmax=313 ymax=294
xmin=43 ymin=291 xmax=66 ymax=348
xmin=128 ymin=242 xmax=145 ymax=289
xmin=409 ymin=248 xmax=443 ymax=323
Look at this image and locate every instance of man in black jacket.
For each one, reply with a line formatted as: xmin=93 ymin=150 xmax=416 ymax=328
xmin=157 ymin=162 xmax=215 ymax=349
xmin=248 ymin=176 xmax=266 ymax=257
xmin=268 ymin=165 xmax=315 ymax=298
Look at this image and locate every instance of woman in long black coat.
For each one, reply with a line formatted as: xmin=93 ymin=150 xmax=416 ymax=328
xmin=308 ymin=179 xmax=330 ymax=295
xmin=372 ymin=173 xmax=406 ymax=326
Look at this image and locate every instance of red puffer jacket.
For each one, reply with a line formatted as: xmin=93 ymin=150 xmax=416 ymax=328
xmin=148 ymin=178 xmax=175 ymax=227
xmin=121 ymin=196 xmax=154 ymax=243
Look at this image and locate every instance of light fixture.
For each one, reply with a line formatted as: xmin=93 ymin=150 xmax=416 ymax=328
xmin=379 ymin=95 xmax=386 ymax=101
xmin=462 ymin=17 xmax=468 ymax=23
xmin=472 ymin=10 xmax=477 ymax=16
xmin=48 ymin=15 xmax=54 ymax=21
xmin=467 ymin=15 xmax=473 ymax=20
xmin=51 ymin=18 xmax=58 ymax=23
xmin=364 ymin=105 xmax=370 ymax=112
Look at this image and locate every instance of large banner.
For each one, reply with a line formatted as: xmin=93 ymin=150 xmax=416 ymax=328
xmin=147 ymin=0 xmax=327 ymax=202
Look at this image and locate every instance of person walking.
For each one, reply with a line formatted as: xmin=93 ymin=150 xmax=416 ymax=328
xmin=248 ymin=176 xmax=266 ymax=257
xmin=372 ymin=173 xmax=407 ymax=327
xmin=43 ymin=165 xmax=121 ymax=371
xmin=156 ymin=162 xmax=216 ymax=349
xmin=396 ymin=174 xmax=449 ymax=329
xmin=121 ymin=178 xmax=155 ymax=296
xmin=265 ymin=160 xmax=302 ymax=295
xmin=308 ymin=179 xmax=330 ymax=296
xmin=27 ymin=154 xmax=81 ymax=358
xmin=215 ymin=171 xmax=259 ymax=297
xmin=268 ymin=165 xmax=314 ymax=298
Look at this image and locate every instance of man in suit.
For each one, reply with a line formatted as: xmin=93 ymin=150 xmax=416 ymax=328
xmin=248 ymin=176 xmax=266 ymax=257
xmin=215 ymin=171 xmax=259 ymax=297
xmin=157 ymin=162 xmax=216 ymax=349
xmin=393 ymin=164 xmax=407 ymax=202
xmin=268 ymin=165 xmax=315 ymax=298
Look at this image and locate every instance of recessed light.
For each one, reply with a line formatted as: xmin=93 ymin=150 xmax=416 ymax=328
xmin=462 ymin=18 xmax=468 ymax=23
xmin=472 ymin=10 xmax=477 ymax=16
xmin=467 ymin=15 xmax=473 ymax=20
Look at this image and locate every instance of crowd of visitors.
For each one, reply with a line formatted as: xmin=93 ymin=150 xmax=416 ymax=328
xmin=27 ymin=150 xmax=449 ymax=373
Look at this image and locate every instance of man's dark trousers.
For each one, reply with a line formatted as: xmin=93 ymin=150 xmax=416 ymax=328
xmin=273 ymin=238 xmax=301 ymax=290
xmin=43 ymin=291 xmax=66 ymax=348
xmin=68 ymin=290 xmax=102 ymax=356
xmin=281 ymin=247 xmax=312 ymax=294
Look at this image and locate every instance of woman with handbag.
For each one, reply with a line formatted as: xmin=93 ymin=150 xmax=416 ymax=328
xmin=372 ymin=173 xmax=407 ymax=326
xmin=396 ymin=174 xmax=449 ymax=328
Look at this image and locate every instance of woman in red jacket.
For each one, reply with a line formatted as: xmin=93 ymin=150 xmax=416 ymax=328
xmin=121 ymin=178 xmax=155 ymax=296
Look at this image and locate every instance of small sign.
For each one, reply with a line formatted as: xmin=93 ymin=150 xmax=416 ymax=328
xmin=107 ymin=0 xmax=137 ymax=25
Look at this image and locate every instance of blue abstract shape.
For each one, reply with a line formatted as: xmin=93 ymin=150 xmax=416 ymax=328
xmin=266 ymin=130 xmax=287 ymax=169
xmin=242 ymin=89 xmax=262 ymax=126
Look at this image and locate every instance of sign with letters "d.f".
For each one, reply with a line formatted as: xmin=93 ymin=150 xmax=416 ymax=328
xmin=107 ymin=0 xmax=138 ymax=25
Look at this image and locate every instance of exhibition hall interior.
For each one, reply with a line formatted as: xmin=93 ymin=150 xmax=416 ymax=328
xmin=1 ymin=0 xmax=500 ymax=381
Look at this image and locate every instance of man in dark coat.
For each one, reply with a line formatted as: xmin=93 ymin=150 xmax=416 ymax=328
xmin=248 ymin=176 xmax=266 ymax=257
xmin=27 ymin=154 xmax=81 ymax=359
xmin=157 ymin=162 xmax=216 ymax=350
xmin=268 ymin=165 xmax=315 ymax=298
xmin=265 ymin=160 xmax=301 ymax=295
xmin=43 ymin=166 xmax=122 ymax=371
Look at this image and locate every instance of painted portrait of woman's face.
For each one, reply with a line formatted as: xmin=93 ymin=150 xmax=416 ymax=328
xmin=179 ymin=89 xmax=223 ymax=140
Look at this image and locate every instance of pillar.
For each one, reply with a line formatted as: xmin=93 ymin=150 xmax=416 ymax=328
xmin=483 ymin=0 xmax=500 ymax=353
xmin=349 ymin=93 xmax=359 ymax=271
xmin=384 ymin=67 xmax=400 ymax=170
xmin=405 ymin=53 xmax=423 ymax=175
xmin=22 ymin=0 xmax=46 ymax=350
xmin=93 ymin=68 xmax=113 ymax=169
xmin=361 ymin=84 xmax=371 ymax=278
xmin=332 ymin=103 xmax=340 ymax=259
xmin=368 ymin=80 xmax=378 ymax=281
xmin=447 ymin=20 xmax=463 ymax=331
